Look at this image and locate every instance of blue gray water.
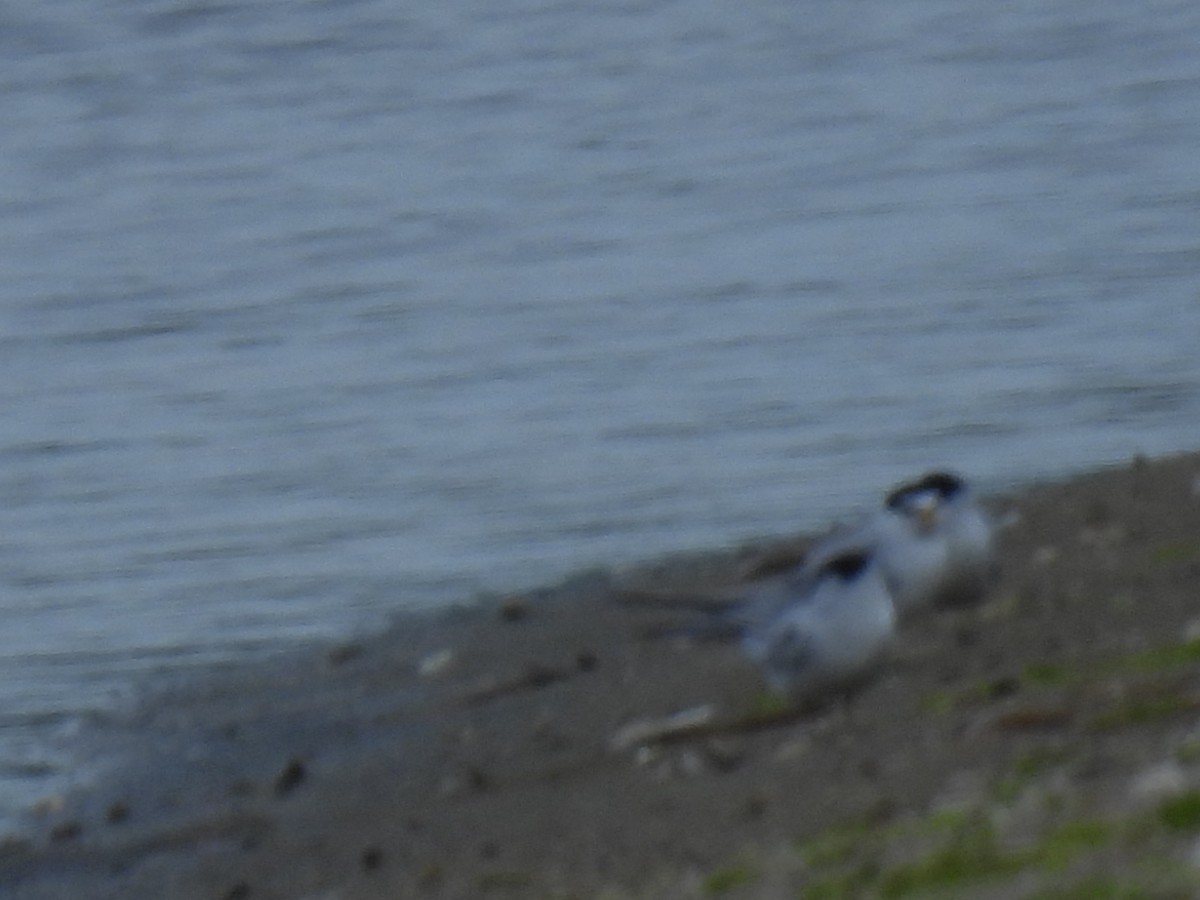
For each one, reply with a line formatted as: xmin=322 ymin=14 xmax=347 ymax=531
xmin=2 ymin=0 xmax=1200 ymax=826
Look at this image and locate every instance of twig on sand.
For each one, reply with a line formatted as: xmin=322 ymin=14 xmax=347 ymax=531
xmin=460 ymin=661 xmax=578 ymax=706
xmin=610 ymin=703 xmax=808 ymax=752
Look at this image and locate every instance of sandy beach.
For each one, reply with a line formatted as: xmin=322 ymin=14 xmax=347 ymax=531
xmin=6 ymin=451 xmax=1200 ymax=899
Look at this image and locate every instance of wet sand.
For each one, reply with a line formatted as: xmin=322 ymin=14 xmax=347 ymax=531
xmin=6 ymin=452 xmax=1200 ymax=898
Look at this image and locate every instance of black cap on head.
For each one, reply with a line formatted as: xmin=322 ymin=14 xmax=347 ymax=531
xmin=885 ymin=470 xmax=964 ymax=509
xmin=820 ymin=549 xmax=871 ymax=581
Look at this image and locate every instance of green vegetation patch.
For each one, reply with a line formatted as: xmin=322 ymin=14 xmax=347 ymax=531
xmin=1158 ymin=791 xmax=1200 ymax=832
xmin=801 ymin=862 xmax=881 ymax=900
xmin=1118 ymin=637 xmax=1200 ymax=673
xmin=921 ymin=676 xmax=1023 ymax=713
xmin=1022 ymin=661 xmax=1075 ymax=686
xmin=702 ymin=861 xmax=759 ymax=894
xmin=1176 ymin=738 xmax=1200 ymax=764
xmin=1026 ymin=878 xmax=1154 ymax=900
xmin=1090 ymin=692 xmax=1199 ymax=730
xmin=1151 ymin=541 xmax=1200 ymax=564
xmin=878 ymin=819 xmax=1022 ymax=898
xmin=1014 ymin=745 xmax=1071 ymax=777
xmin=1036 ymin=819 xmax=1113 ymax=870
xmin=800 ymin=820 xmax=876 ymax=869
xmin=926 ymin=633 xmax=1200 ymax=728
xmin=477 ymin=870 xmax=534 ymax=891
xmin=748 ymin=688 xmax=792 ymax=718
xmin=930 ymin=638 xmax=1200 ymax=718
xmin=797 ymin=808 xmax=1122 ymax=900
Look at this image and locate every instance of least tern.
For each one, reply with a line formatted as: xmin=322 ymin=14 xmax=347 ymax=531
xmin=626 ymin=471 xmax=995 ymax=640
xmin=879 ymin=470 xmax=995 ymax=612
xmin=804 ymin=471 xmax=995 ymax=618
xmin=742 ymin=548 xmax=896 ymax=702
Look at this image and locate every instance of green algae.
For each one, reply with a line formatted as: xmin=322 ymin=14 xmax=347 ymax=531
xmin=1015 ymin=745 xmax=1071 ymax=777
xmin=795 ymin=807 xmax=1122 ymax=900
xmin=1176 ymin=738 xmax=1200 ymax=763
xmin=877 ymin=817 xmax=1115 ymax=897
xmin=702 ymin=861 xmax=759 ymax=894
xmin=748 ymin=688 xmax=792 ymax=718
xmin=877 ymin=818 xmax=1022 ymax=898
xmin=1036 ymin=819 xmax=1113 ymax=870
xmin=477 ymin=870 xmax=534 ymax=891
xmin=1026 ymin=878 xmax=1155 ymax=900
xmin=1022 ymin=661 xmax=1075 ymax=686
xmin=922 ymin=675 xmax=1022 ymax=713
xmin=1158 ymin=791 xmax=1200 ymax=832
xmin=1090 ymin=692 xmax=1198 ymax=730
xmin=799 ymin=820 xmax=875 ymax=869
xmin=1118 ymin=638 xmax=1200 ymax=673
xmin=801 ymin=862 xmax=880 ymax=900
xmin=1150 ymin=541 xmax=1200 ymax=564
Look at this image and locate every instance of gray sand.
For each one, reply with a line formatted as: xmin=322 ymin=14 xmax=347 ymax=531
xmin=6 ymin=452 xmax=1200 ymax=898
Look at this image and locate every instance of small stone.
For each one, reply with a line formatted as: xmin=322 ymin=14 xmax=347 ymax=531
xmin=743 ymin=795 xmax=768 ymax=819
xmin=466 ymin=767 xmax=492 ymax=792
xmin=418 ymin=649 xmax=455 ymax=678
xmin=327 ymin=642 xmax=363 ymax=666
xmin=274 ymin=758 xmax=307 ymax=796
xmin=230 ymin=779 xmax=257 ymax=798
xmin=1078 ymin=524 xmax=1126 ymax=549
xmin=987 ymin=676 xmax=1020 ymax=699
xmin=932 ymin=770 xmax=988 ymax=813
xmin=633 ymin=745 xmax=661 ymax=768
xmin=678 ymin=749 xmax=706 ymax=777
xmin=439 ymin=767 xmax=492 ymax=797
xmin=105 ymin=801 xmax=130 ymax=824
xmin=702 ymin=739 xmax=745 ymax=774
xmin=954 ymin=627 xmax=980 ymax=649
xmin=1033 ymin=546 xmax=1059 ymax=566
xmin=1083 ymin=499 xmax=1111 ymax=525
xmin=1129 ymin=760 xmax=1188 ymax=805
xmin=49 ymin=821 xmax=81 ymax=842
xmin=418 ymin=862 xmax=445 ymax=887
xmin=522 ymin=663 xmax=560 ymax=689
xmin=530 ymin=721 xmax=570 ymax=752
xmin=498 ymin=597 xmax=528 ymax=622
xmin=29 ymin=795 xmax=64 ymax=817
xmin=773 ymin=736 xmax=811 ymax=762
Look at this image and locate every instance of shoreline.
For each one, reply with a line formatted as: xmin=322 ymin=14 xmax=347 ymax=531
xmin=6 ymin=450 xmax=1200 ymax=898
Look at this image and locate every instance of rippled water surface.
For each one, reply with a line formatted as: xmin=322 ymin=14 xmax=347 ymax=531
xmin=2 ymin=0 xmax=1199 ymax=823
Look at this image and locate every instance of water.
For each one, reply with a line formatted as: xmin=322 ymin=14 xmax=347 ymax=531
xmin=2 ymin=0 xmax=1199 ymax=826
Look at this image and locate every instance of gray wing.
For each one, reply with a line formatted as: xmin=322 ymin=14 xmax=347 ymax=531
xmin=762 ymin=627 xmax=817 ymax=676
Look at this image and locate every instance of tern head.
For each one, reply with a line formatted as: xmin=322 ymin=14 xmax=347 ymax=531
xmin=884 ymin=471 xmax=966 ymax=534
xmin=885 ymin=471 xmax=965 ymax=507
